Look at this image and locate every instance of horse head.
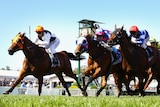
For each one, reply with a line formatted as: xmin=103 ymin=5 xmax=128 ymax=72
xmin=108 ymin=26 xmax=131 ymax=46
xmin=75 ymin=35 xmax=108 ymax=59
xmin=8 ymin=32 xmax=25 ymax=55
xmin=74 ymin=36 xmax=88 ymax=57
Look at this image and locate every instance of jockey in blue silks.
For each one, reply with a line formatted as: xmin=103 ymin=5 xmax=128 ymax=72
xmin=76 ymin=28 xmax=121 ymax=64
xmin=94 ymin=28 xmax=121 ymax=63
xmin=129 ymin=25 xmax=153 ymax=57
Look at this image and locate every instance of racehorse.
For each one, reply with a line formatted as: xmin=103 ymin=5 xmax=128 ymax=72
xmin=148 ymin=41 xmax=160 ymax=94
xmin=4 ymin=32 xmax=83 ymax=96
xmin=74 ymin=35 xmax=132 ymax=97
xmin=108 ymin=26 xmax=160 ymax=96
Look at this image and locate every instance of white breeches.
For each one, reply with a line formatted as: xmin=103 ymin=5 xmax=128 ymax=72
xmin=47 ymin=38 xmax=60 ymax=54
xmin=141 ymin=37 xmax=149 ymax=49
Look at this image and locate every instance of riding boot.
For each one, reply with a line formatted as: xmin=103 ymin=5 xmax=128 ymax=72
xmin=52 ymin=54 xmax=59 ymax=66
xmin=146 ymin=47 xmax=153 ymax=57
xmin=112 ymin=51 xmax=117 ymax=62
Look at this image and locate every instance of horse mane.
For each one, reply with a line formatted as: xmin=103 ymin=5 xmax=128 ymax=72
xmin=23 ymin=36 xmax=47 ymax=58
xmin=121 ymin=29 xmax=142 ymax=48
xmin=23 ymin=36 xmax=38 ymax=47
xmin=86 ymin=35 xmax=109 ymax=59
xmin=112 ymin=28 xmax=138 ymax=48
xmin=113 ymin=27 xmax=148 ymax=66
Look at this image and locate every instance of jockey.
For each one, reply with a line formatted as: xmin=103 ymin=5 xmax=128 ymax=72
xmin=94 ymin=28 xmax=111 ymax=50
xmin=76 ymin=29 xmax=91 ymax=52
xmin=35 ymin=25 xmax=60 ymax=66
xmin=129 ymin=25 xmax=153 ymax=57
xmin=94 ymin=28 xmax=120 ymax=62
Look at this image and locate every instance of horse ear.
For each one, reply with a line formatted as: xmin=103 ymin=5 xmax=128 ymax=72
xmin=120 ymin=25 xmax=124 ymax=30
xmin=22 ymin=32 xmax=26 ymax=37
xmin=115 ymin=24 xmax=117 ymax=30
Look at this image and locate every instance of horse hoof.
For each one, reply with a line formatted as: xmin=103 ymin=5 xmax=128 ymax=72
xmin=138 ymin=93 xmax=145 ymax=97
xmin=96 ymin=93 xmax=100 ymax=97
xmin=68 ymin=93 xmax=71 ymax=96
xmin=82 ymin=91 xmax=88 ymax=97
xmin=3 ymin=91 xmax=9 ymax=94
xmin=117 ymin=94 xmax=120 ymax=97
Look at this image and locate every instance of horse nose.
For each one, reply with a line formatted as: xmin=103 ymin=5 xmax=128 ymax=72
xmin=74 ymin=51 xmax=80 ymax=57
xmin=8 ymin=49 xmax=14 ymax=55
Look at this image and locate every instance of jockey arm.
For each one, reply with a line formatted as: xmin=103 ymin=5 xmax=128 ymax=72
xmin=135 ymin=34 xmax=145 ymax=45
xmin=35 ymin=33 xmax=51 ymax=48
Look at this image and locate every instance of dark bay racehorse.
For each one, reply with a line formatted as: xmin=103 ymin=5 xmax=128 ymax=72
xmin=75 ymin=35 xmax=112 ymax=96
xmin=148 ymin=41 xmax=160 ymax=93
xmin=108 ymin=26 xmax=160 ymax=96
xmin=74 ymin=35 xmax=132 ymax=97
xmin=4 ymin=32 xmax=83 ymax=96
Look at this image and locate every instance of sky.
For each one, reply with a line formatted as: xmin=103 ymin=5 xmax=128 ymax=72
xmin=0 ymin=0 xmax=160 ymax=70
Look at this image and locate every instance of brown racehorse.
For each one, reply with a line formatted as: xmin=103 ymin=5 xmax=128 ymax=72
xmin=108 ymin=26 xmax=160 ymax=96
xmin=74 ymin=35 xmax=133 ymax=97
xmin=148 ymin=41 xmax=160 ymax=94
xmin=4 ymin=32 xmax=83 ymax=96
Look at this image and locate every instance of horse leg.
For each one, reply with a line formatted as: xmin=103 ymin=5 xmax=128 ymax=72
xmin=81 ymin=65 xmax=94 ymax=96
xmin=83 ymin=67 xmax=101 ymax=97
xmin=66 ymin=72 xmax=84 ymax=92
xmin=143 ymin=68 xmax=153 ymax=91
xmin=82 ymin=77 xmax=93 ymax=97
xmin=63 ymin=67 xmax=83 ymax=92
xmin=156 ymin=80 xmax=160 ymax=94
xmin=56 ymin=73 xmax=71 ymax=96
xmin=37 ymin=76 xmax=43 ymax=96
xmin=138 ymin=77 xmax=145 ymax=97
xmin=82 ymin=73 xmax=86 ymax=89
xmin=124 ymin=75 xmax=135 ymax=96
xmin=70 ymin=74 xmax=83 ymax=92
xmin=96 ymin=76 xmax=107 ymax=97
xmin=112 ymin=73 xmax=122 ymax=97
xmin=3 ymin=70 xmax=26 ymax=94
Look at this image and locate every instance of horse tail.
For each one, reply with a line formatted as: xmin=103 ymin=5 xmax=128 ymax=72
xmin=62 ymin=51 xmax=77 ymax=60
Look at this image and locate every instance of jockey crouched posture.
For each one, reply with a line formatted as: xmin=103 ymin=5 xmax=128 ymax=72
xmin=94 ymin=28 xmax=121 ymax=63
xmin=34 ymin=25 xmax=60 ymax=67
xmin=129 ymin=26 xmax=153 ymax=57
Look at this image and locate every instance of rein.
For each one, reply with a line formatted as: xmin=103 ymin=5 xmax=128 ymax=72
xmin=23 ymin=36 xmax=46 ymax=61
xmin=86 ymin=37 xmax=110 ymax=60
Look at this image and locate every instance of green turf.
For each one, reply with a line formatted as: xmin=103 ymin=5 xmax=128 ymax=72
xmin=0 ymin=95 xmax=160 ymax=107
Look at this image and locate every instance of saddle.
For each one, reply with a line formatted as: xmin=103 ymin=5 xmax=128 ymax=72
xmin=98 ymin=41 xmax=122 ymax=64
xmin=52 ymin=54 xmax=60 ymax=67
xmin=48 ymin=52 xmax=60 ymax=67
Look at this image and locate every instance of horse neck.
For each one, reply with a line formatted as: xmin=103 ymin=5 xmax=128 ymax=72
xmin=86 ymin=36 xmax=110 ymax=58
xmin=120 ymin=32 xmax=135 ymax=62
xmin=23 ymin=37 xmax=40 ymax=60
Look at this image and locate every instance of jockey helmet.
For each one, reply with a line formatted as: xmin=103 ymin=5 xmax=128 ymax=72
xmin=35 ymin=25 xmax=44 ymax=32
xmin=129 ymin=26 xmax=139 ymax=33
xmin=95 ymin=28 xmax=104 ymax=36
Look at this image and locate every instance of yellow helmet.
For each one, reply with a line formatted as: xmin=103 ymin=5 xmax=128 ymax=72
xmin=35 ymin=25 xmax=44 ymax=32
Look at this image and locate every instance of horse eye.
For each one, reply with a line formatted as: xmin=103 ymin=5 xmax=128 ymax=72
xmin=16 ymin=39 xmax=21 ymax=44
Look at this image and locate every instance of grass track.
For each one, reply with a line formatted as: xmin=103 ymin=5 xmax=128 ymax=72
xmin=0 ymin=95 xmax=160 ymax=107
